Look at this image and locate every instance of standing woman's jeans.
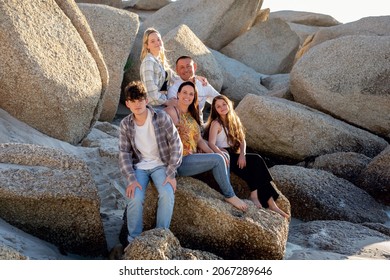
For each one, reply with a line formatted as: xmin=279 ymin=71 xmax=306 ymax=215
xmin=177 ymin=153 xmax=236 ymax=198
xmin=125 ymin=166 xmax=174 ymax=243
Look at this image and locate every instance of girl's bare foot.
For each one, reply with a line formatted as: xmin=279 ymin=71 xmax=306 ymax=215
xmin=225 ymin=196 xmax=248 ymax=211
xmin=268 ymin=198 xmax=289 ymax=219
xmin=249 ymin=190 xmax=263 ymax=208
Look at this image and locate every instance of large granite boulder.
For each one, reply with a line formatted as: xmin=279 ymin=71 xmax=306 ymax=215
xmin=0 ymin=143 xmax=107 ymax=256
xmin=0 ymin=0 xmax=108 ymax=144
xmin=357 ymin=145 xmax=390 ymax=205
xmin=123 ymin=228 xmax=222 ymax=260
xmin=79 ymin=4 xmax=139 ymax=122
xmin=269 ymin=10 xmax=341 ymax=27
xmin=121 ymin=177 xmax=290 ymax=260
xmin=296 ymin=16 xmax=390 ymax=60
xmin=291 ymin=35 xmax=390 ymax=139
xmin=270 ymin=165 xmax=388 ymax=223
xmin=288 ymin=220 xmax=390 ymax=259
xmin=220 ymin=18 xmax=300 ymax=74
xmin=75 ymin=0 xmax=122 ymax=8
xmin=210 ymin=49 xmax=268 ymax=105
xmin=307 ymin=152 xmax=372 ymax=186
xmin=235 ymin=94 xmax=388 ymax=162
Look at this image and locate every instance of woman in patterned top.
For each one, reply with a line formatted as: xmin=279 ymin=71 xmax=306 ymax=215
xmin=164 ymin=81 xmax=248 ymax=211
xmin=204 ymin=95 xmax=289 ymax=219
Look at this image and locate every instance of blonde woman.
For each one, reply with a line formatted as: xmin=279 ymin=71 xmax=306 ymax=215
xmin=204 ymin=95 xmax=289 ymax=219
xmin=140 ymin=28 xmax=206 ymax=107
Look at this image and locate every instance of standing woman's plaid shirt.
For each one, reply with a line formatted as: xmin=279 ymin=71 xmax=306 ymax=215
xmin=140 ymin=53 xmax=176 ymax=106
xmin=119 ymin=106 xmax=183 ymax=186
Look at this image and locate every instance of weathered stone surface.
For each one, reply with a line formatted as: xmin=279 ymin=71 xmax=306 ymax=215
xmin=163 ymin=25 xmax=223 ymax=91
xmin=79 ymin=4 xmax=139 ymax=122
xmin=288 ymin=220 xmax=390 ymax=259
xmin=357 ymin=145 xmax=390 ymax=205
xmin=296 ymin=16 xmax=390 ymax=60
xmin=291 ymin=35 xmax=390 ymax=139
xmin=235 ymin=94 xmax=388 ymax=162
xmin=307 ymin=152 xmax=372 ymax=185
xmin=0 ymin=245 xmax=27 ymax=260
xmin=270 ymin=165 xmax=388 ymax=223
xmin=131 ymin=0 xmax=173 ymax=10
xmin=0 ymin=143 xmax=107 ymax=256
xmin=123 ymin=228 xmax=222 ymax=260
xmin=75 ymin=0 xmax=122 ymax=8
xmin=210 ymin=49 xmax=268 ymax=105
xmin=269 ymin=10 xmax=341 ymax=27
xmin=121 ymin=177 xmax=290 ymax=260
xmin=221 ymin=18 xmax=300 ymax=74
xmin=0 ymin=0 xmax=108 ymax=144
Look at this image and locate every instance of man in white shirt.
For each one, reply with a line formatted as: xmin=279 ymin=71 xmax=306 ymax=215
xmin=167 ymin=56 xmax=220 ymax=124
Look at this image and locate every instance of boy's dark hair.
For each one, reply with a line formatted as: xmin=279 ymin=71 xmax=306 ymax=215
xmin=124 ymin=81 xmax=147 ymax=101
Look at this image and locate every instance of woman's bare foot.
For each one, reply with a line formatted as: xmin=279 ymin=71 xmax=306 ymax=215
xmin=225 ymin=196 xmax=248 ymax=211
xmin=249 ymin=190 xmax=263 ymax=208
xmin=268 ymin=198 xmax=289 ymax=219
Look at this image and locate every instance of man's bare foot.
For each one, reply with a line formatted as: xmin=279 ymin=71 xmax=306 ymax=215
xmin=249 ymin=190 xmax=262 ymax=208
xmin=225 ymin=196 xmax=248 ymax=211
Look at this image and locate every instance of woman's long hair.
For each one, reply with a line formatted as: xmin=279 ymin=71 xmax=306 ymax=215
xmin=177 ymin=81 xmax=200 ymax=126
xmin=204 ymin=95 xmax=245 ymax=152
xmin=140 ymin=27 xmax=170 ymax=70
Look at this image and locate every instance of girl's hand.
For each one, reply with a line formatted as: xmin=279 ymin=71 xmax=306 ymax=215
xmin=237 ymin=154 xmax=246 ymax=169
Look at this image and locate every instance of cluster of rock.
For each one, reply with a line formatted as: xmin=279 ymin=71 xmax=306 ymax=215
xmin=0 ymin=0 xmax=389 ymax=260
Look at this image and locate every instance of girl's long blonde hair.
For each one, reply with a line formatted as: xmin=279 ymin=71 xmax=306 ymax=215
xmin=204 ymin=95 xmax=245 ymax=153
xmin=140 ymin=27 xmax=170 ymax=70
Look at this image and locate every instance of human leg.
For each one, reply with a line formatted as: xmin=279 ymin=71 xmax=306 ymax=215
xmin=177 ymin=153 xmax=247 ymax=211
xmin=177 ymin=153 xmax=235 ymax=198
xmin=150 ymin=166 xmax=175 ymax=229
xmin=126 ymin=169 xmax=150 ymax=243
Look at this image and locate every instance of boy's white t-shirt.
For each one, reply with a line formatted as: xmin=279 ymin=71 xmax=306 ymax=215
xmin=134 ymin=109 xmax=164 ymax=170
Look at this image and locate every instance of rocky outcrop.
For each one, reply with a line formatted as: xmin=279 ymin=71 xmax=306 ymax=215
xmin=221 ymin=18 xmax=300 ymax=74
xmin=163 ymin=25 xmax=223 ymax=91
xmin=121 ymin=177 xmax=290 ymax=260
xmin=296 ymin=16 xmax=390 ymax=60
xmin=123 ymin=228 xmax=222 ymax=260
xmin=307 ymin=152 xmax=372 ymax=185
xmin=288 ymin=220 xmax=390 ymax=259
xmin=210 ymin=49 xmax=268 ymax=104
xmin=0 ymin=143 xmax=107 ymax=256
xmin=291 ymin=35 xmax=390 ymax=139
xmin=269 ymin=10 xmax=341 ymax=27
xmin=79 ymin=4 xmax=139 ymax=122
xmin=235 ymin=94 xmax=388 ymax=162
xmin=75 ymin=0 xmax=122 ymax=8
xmin=270 ymin=165 xmax=388 ymax=223
xmin=0 ymin=0 xmax=108 ymax=144
xmin=130 ymin=0 xmax=173 ymax=11
xmin=357 ymin=146 xmax=390 ymax=205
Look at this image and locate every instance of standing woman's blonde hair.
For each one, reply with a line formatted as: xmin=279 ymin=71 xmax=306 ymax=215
xmin=204 ymin=95 xmax=245 ymax=153
xmin=140 ymin=27 xmax=170 ymax=70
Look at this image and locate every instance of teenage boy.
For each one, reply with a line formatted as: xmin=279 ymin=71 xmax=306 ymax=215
xmin=119 ymin=81 xmax=183 ymax=244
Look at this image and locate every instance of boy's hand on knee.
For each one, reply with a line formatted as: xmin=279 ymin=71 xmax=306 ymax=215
xmin=164 ymin=177 xmax=177 ymax=192
xmin=126 ymin=182 xmax=142 ymax=198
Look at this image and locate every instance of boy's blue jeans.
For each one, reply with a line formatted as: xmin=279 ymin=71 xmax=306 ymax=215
xmin=125 ymin=166 xmax=174 ymax=243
